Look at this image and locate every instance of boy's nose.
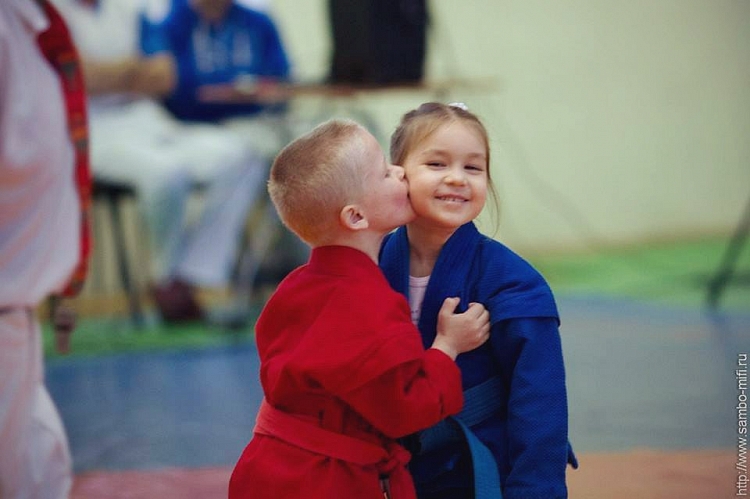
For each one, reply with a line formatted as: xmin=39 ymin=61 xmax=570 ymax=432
xmin=392 ymin=164 xmax=406 ymax=180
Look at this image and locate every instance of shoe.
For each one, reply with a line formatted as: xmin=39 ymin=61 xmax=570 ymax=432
xmin=151 ymin=278 xmax=204 ymax=324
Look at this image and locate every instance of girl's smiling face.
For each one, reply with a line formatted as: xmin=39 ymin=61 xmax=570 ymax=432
xmin=401 ymin=121 xmax=488 ymax=230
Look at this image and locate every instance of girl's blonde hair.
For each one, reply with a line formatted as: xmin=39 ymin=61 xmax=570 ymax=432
xmin=390 ymin=102 xmax=500 ymax=225
xmin=268 ymin=119 xmax=370 ymax=245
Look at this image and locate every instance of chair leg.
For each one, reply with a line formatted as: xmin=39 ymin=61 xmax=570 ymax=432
xmin=91 ymin=202 xmax=107 ymax=292
xmin=707 ymin=195 xmax=750 ymax=309
xmin=107 ymin=193 xmax=145 ymax=327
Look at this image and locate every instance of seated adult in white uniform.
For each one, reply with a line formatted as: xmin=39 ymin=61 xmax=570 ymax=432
xmin=52 ymin=0 xmax=267 ymax=322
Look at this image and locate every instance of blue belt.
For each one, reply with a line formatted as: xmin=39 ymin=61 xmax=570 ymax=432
xmin=418 ymin=376 xmax=504 ymax=499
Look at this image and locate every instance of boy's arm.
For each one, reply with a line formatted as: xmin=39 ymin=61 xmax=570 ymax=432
xmin=340 ymin=348 xmax=464 ymax=439
xmin=494 ymin=317 xmax=571 ymax=499
xmin=336 ymin=297 xmax=489 ymax=438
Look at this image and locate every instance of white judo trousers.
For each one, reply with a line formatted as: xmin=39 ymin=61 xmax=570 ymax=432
xmin=0 ymin=310 xmax=72 ymax=499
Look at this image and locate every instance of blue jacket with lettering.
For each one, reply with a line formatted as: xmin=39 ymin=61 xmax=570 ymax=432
xmin=141 ymin=0 xmax=290 ymax=122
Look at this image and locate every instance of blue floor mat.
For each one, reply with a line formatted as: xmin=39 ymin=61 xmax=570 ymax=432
xmin=46 ymin=297 xmax=750 ymax=472
xmin=48 ymin=345 xmax=263 ymax=472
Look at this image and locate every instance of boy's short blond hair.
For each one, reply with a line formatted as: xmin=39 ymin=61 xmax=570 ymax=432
xmin=269 ymin=119 xmax=371 ymax=246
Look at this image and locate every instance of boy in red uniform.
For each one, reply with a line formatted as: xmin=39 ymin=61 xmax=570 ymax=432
xmin=229 ymin=119 xmax=491 ymax=498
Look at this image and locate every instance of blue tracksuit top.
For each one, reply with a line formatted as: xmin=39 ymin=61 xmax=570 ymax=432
xmin=380 ymin=222 xmax=576 ymax=499
xmin=141 ymin=1 xmax=290 ymax=122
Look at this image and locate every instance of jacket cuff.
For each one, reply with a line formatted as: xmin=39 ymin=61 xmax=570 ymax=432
xmin=425 ymin=348 xmax=463 ymax=416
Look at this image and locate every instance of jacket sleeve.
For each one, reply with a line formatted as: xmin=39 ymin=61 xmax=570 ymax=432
xmin=339 ymin=348 xmax=464 ymax=439
xmin=493 ymin=317 xmax=571 ymax=499
xmin=258 ymin=13 xmax=290 ymax=79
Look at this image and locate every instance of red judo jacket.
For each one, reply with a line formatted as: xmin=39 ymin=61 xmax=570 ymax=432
xmin=229 ymin=246 xmax=464 ymax=498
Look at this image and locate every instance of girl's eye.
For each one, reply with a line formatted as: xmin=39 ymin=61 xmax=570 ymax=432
xmin=426 ymin=162 xmax=445 ymax=167
xmin=466 ymin=165 xmax=484 ymax=172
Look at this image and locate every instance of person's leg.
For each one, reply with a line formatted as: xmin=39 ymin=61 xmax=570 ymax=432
xmin=89 ymin=102 xmax=194 ymax=283
xmin=169 ymin=125 xmax=268 ymax=288
xmin=89 ymin=102 xmax=207 ymax=322
xmin=215 ymin=116 xmax=310 ymax=290
xmin=0 ymin=309 xmax=72 ymax=499
xmin=134 ymin=170 xmax=193 ymax=283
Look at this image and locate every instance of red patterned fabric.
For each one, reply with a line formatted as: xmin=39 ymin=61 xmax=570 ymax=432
xmin=36 ymin=0 xmax=92 ymax=297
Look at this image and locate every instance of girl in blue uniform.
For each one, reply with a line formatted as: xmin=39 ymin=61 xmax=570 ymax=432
xmin=380 ymin=102 xmax=577 ymax=499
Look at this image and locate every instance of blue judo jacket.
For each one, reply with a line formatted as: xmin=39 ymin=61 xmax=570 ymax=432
xmin=380 ymin=222 xmax=577 ymax=499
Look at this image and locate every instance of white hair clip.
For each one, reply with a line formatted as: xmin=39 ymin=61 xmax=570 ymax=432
xmin=448 ymin=102 xmax=469 ymax=111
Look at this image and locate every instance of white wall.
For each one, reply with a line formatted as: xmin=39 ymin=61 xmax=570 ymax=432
xmin=267 ymin=0 xmax=750 ymax=254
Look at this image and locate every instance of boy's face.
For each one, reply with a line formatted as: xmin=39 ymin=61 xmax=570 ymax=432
xmin=358 ymin=130 xmax=415 ymax=233
xmin=190 ymin=0 xmax=232 ymax=23
xmin=401 ymin=121 xmax=488 ymax=230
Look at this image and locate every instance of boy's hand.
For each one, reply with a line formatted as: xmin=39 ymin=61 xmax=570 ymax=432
xmin=431 ymin=297 xmax=490 ymax=360
xmin=49 ymin=297 xmax=76 ymax=355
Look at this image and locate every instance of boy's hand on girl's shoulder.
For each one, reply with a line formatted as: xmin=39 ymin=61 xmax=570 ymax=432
xmin=432 ymin=298 xmax=490 ymax=360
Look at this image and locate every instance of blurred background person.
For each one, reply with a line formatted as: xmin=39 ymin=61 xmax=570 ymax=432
xmin=51 ymin=0 xmax=269 ymax=323
xmin=143 ymin=0 xmax=292 ymax=161
xmin=143 ymin=0 xmax=309 ymax=291
xmin=0 ymin=0 xmax=90 ymax=496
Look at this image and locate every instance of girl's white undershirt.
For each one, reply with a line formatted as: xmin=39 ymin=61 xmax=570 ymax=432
xmin=408 ymin=274 xmax=431 ymax=326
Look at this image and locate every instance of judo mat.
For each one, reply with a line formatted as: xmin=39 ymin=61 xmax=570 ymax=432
xmin=45 ymin=297 xmax=749 ymax=498
xmin=44 ymin=237 xmax=749 ymax=498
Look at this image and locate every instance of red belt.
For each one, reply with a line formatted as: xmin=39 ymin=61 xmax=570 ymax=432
xmin=254 ymin=399 xmax=410 ymax=474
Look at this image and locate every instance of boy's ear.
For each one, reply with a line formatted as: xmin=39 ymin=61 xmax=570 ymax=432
xmin=339 ymin=204 xmax=369 ymax=231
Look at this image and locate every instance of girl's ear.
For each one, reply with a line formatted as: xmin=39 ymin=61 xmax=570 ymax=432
xmin=339 ymin=204 xmax=369 ymax=231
